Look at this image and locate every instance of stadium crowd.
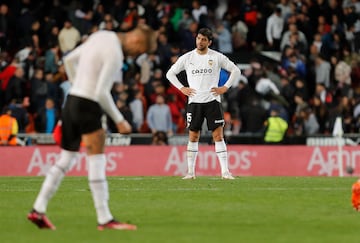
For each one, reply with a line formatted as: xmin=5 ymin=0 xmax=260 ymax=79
xmin=0 ymin=0 xmax=359 ymax=142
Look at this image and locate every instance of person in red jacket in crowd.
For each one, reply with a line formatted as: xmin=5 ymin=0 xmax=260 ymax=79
xmin=0 ymin=58 xmax=18 ymax=91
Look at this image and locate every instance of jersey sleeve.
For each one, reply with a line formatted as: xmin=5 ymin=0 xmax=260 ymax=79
xmin=166 ymin=54 xmax=187 ymax=90
xmin=63 ymin=44 xmax=84 ymax=83
xmin=96 ymin=54 xmax=125 ymax=124
xmin=219 ymin=54 xmax=241 ymax=88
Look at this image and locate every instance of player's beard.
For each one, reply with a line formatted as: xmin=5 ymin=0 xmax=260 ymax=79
xmin=196 ymin=45 xmax=206 ymax=52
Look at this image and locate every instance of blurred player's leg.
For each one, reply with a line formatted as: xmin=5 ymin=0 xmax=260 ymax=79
xmin=88 ymin=154 xmax=113 ymax=224
xmin=88 ymin=153 xmax=137 ymax=230
xmin=97 ymin=219 xmax=137 ymax=231
xmin=27 ymin=210 xmax=56 ymax=230
xmin=28 ymin=150 xmax=78 ymax=229
xmin=32 ymin=150 xmax=78 ymax=212
xmin=352 ymin=179 xmax=360 ymax=210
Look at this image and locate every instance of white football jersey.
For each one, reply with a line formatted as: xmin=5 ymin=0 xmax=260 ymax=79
xmin=63 ymin=30 xmax=124 ymax=123
xmin=167 ymin=48 xmax=240 ymax=104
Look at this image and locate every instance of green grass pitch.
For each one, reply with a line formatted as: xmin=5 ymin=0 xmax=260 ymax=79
xmin=1 ymin=176 xmax=360 ymax=243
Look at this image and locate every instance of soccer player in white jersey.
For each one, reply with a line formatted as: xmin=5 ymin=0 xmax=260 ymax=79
xmin=166 ymin=28 xmax=241 ymax=180
xmin=27 ymin=24 xmax=157 ymax=230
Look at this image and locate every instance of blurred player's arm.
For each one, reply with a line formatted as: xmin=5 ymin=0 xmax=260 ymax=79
xmin=63 ymin=45 xmax=84 ymax=83
xmin=96 ymin=62 xmax=130 ymax=134
xmin=99 ymin=88 xmax=131 ymax=134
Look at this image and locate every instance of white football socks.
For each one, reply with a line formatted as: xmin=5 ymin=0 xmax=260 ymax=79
xmin=33 ymin=150 xmax=78 ymax=213
xmin=88 ymin=154 xmax=113 ymax=225
xmin=187 ymin=141 xmax=198 ymax=175
xmin=215 ymin=140 xmax=229 ymax=174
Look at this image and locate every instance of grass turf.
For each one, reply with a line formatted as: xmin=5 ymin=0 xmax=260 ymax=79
xmin=0 ymin=176 xmax=359 ymax=243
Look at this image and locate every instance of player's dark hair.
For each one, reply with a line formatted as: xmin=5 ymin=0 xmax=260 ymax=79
xmin=198 ymin=28 xmax=213 ymax=41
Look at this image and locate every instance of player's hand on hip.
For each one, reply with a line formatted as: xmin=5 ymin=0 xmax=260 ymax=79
xmin=116 ymin=120 xmax=132 ymax=134
xmin=180 ymin=87 xmax=196 ymax=97
xmin=211 ymin=86 xmax=228 ymax=96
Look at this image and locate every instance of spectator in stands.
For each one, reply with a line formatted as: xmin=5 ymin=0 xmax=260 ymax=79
xmin=120 ymin=0 xmax=142 ymax=31
xmin=293 ymin=103 xmax=320 ymax=136
xmin=312 ymin=94 xmax=329 ymax=133
xmin=58 ymin=19 xmax=81 ymax=55
xmin=282 ymin=52 xmax=307 ymax=79
xmin=0 ymin=3 xmax=14 ymax=52
xmin=266 ymin=7 xmax=284 ymax=51
xmin=280 ymin=75 xmax=295 ymax=112
xmin=280 ymin=23 xmax=308 ymax=53
xmin=15 ymin=42 xmax=36 ymax=80
xmin=180 ymin=20 xmax=198 ymax=52
xmin=136 ymin=53 xmax=159 ymax=85
xmin=0 ymin=106 xmax=18 ymax=145
xmin=149 ymin=81 xmax=167 ymax=105
xmin=315 ymin=54 xmax=332 ymax=88
xmin=5 ymin=65 xmax=27 ymax=105
xmin=157 ymin=32 xmax=173 ymax=71
xmin=108 ymin=98 xmax=134 ymax=133
xmin=178 ymin=9 xmax=193 ymax=32
xmin=255 ymin=75 xmax=289 ymax=108
xmin=44 ymin=72 xmax=62 ymax=109
xmin=151 ymin=131 xmax=168 ymax=145
xmin=73 ymin=1 xmax=93 ymax=35
xmin=129 ymin=89 xmax=144 ymax=133
xmin=0 ymin=58 xmax=18 ymax=95
xmin=34 ymin=97 xmax=59 ymax=134
xmin=276 ymin=0 xmax=292 ymax=20
xmin=43 ymin=25 xmax=59 ymax=50
xmin=167 ymin=93 xmax=184 ymax=134
xmin=28 ymin=20 xmax=42 ymax=55
xmin=315 ymin=82 xmax=335 ymax=109
xmin=8 ymin=97 xmax=30 ymax=133
xmin=30 ymin=68 xmax=47 ymax=113
xmin=264 ymin=107 xmax=288 ymax=144
xmin=293 ymin=77 xmax=309 ymax=102
xmin=310 ymin=32 xmax=324 ymax=56
xmin=241 ymin=0 xmax=258 ymax=29
xmin=44 ymin=43 xmax=60 ymax=74
xmin=335 ymin=60 xmax=352 ymax=87
xmin=92 ymin=2 xmax=106 ymax=26
xmin=214 ymin=21 xmax=233 ymax=54
xmin=146 ymin=94 xmax=173 ymax=136
xmin=158 ymin=13 xmax=178 ymax=45
xmin=240 ymin=97 xmax=268 ymax=134
xmin=99 ymin=13 xmax=120 ymax=31
xmin=191 ymin=0 xmax=207 ymax=23
xmin=231 ymin=19 xmax=249 ymax=51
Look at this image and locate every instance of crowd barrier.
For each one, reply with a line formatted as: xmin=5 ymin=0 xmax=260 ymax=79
xmin=1 ymin=145 xmax=359 ymax=177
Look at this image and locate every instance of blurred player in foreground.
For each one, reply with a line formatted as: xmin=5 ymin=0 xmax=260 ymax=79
xmin=166 ymin=28 xmax=240 ymax=179
xmin=27 ymin=24 xmax=157 ymax=230
xmin=352 ymin=179 xmax=360 ymax=211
